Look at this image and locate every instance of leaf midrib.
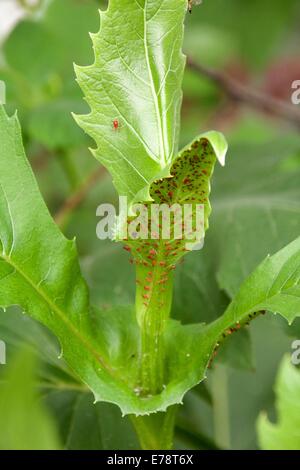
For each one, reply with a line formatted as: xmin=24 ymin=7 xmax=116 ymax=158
xmin=143 ymin=0 xmax=167 ymax=167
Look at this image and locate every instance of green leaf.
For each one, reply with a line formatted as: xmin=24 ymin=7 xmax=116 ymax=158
xmin=150 ymin=132 xmax=226 ymax=213
xmin=210 ymin=139 xmax=300 ymax=298
xmin=206 ymin=237 xmax=300 ymax=366
xmin=74 ymin=0 xmax=187 ymax=204
xmin=0 ymin=348 xmax=61 ymax=450
xmin=0 ymin=106 xmax=146 ymax=415
xmin=257 ymin=356 xmax=300 ymax=450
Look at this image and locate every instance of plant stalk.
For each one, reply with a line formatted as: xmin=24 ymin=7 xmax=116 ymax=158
xmin=135 ymin=260 xmax=174 ymax=396
xmin=131 ymin=405 xmax=178 ymax=450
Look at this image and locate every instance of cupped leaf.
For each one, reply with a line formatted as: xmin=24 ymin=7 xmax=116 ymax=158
xmin=74 ymin=0 xmax=187 ymax=204
xmin=257 ymin=356 xmax=300 ymax=450
xmin=121 ymin=132 xmax=227 ymax=269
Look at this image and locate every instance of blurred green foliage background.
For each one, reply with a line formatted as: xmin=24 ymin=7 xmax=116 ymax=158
xmin=0 ymin=0 xmax=300 ymax=450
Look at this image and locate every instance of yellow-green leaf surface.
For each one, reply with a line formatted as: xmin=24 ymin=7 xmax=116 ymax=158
xmin=74 ymin=0 xmax=186 ymax=204
xmin=257 ymin=356 xmax=300 ymax=450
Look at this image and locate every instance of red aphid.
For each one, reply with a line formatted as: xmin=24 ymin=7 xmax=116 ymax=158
xmin=113 ymin=119 xmax=120 ymax=131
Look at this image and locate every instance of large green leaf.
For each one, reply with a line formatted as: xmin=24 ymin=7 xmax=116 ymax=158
xmin=0 ymin=107 xmax=141 ymax=415
xmin=74 ymin=0 xmax=187 ymax=204
xmin=257 ymin=356 xmax=300 ymax=450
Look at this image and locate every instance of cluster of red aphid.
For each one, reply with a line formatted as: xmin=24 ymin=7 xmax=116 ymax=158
xmin=149 ymin=139 xmax=213 ymax=207
xmin=123 ymin=241 xmax=180 ymax=270
xmin=121 ymin=139 xmax=218 ymax=311
xmin=207 ymin=310 xmax=266 ymax=369
xmin=133 ymin=260 xmax=172 ymax=308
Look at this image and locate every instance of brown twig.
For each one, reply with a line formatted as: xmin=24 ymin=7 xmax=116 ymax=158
xmin=55 ymin=166 xmax=106 ymax=227
xmin=187 ymin=57 xmax=300 ymax=129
